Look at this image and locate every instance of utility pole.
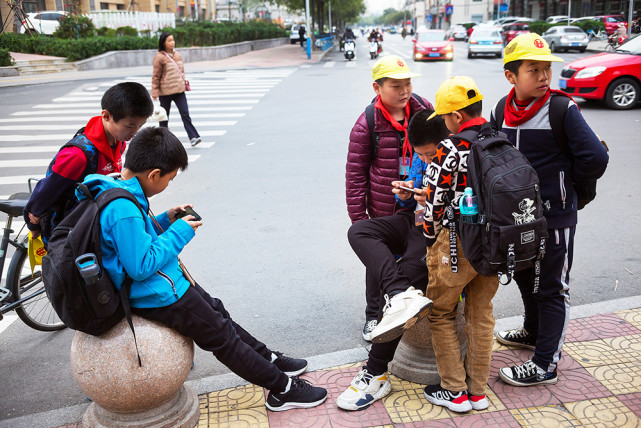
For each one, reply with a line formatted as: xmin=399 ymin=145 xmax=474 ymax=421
xmin=305 ymin=0 xmax=311 ymax=59
xmin=628 ymin=0 xmax=634 ymax=36
xmin=328 ymin=0 xmax=331 ymax=33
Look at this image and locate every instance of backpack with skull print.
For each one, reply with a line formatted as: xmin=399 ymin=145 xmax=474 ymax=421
xmin=454 ymin=122 xmax=548 ymax=284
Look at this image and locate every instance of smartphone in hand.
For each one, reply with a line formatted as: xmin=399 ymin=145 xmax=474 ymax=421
xmin=398 ymin=185 xmax=419 ymax=193
xmin=175 ymin=206 xmax=202 ymax=221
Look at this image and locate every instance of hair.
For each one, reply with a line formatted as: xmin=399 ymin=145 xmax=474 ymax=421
xmin=158 ymin=32 xmax=172 ymax=52
xmin=407 ymin=108 xmax=450 ymax=148
xmin=101 ymin=82 xmax=154 ymax=122
xmin=504 ymin=59 xmax=523 ymax=75
xmin=460 ymin=99 xmax=483 ymax=118
xmin=375 ymin=77 xmax=388 ymax=86
xmin=124 ymin=127 xmax=189 ymax=175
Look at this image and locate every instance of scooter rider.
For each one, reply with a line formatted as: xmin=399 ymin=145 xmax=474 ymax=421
xmin=344 ymin=27 xmax=356 ymax=41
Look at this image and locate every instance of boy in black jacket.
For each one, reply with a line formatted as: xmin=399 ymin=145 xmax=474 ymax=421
xmin=491 ymin=33 xmax=609 ymax=387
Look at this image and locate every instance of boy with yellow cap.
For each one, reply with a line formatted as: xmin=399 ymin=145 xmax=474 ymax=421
xmin=492 ymin=33 xmax=608 ymax=386
xmin=346 ymin=55 xmax=432 ymax=342
xmin=413 ymin=76 xmax=499 ymax=413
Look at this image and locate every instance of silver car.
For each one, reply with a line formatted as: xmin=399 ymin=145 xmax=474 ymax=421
xmin=542 ymin=25 xmax=589 ymax=53
xmin=19 ymin=11 xmax=67 ymax=35
xmin=468 ymin=28 xmax=503 ymax=58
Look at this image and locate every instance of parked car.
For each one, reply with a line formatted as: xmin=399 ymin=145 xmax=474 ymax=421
xmin=447 ymin=25 xmax=468 ymax=41
xmin=19 ymin=11 xmax=67 ymax=35
xmin=468 ymin=28 xmax=503 ymax=58
xmin=413 ymin=30 xmax=454 ymax=61
xmin=570 ymin=16 xmax=597 ymax=25
xmin=502 ymin=22 xmax=531 ymax=45
xmin=546 ymin=15 xmax=570 ymax=24
xmin=594 ymin=15 xmax=628 ymax=35
xmin=542 ymin=25 xmax=589 ymax=52
xmin=289 ymin=24 xmax=307 ymax=44
xmin=558 ymin=34 xmax=641 ymax=109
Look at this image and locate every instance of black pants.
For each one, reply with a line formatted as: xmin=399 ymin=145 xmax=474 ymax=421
xmin=514 ymin=226 xmax=575 ymax=373
xmin=133 ymin=283 xmax=289 ymax=392
xmin=159 ymin=92 xmax=200 ymax=140
xmin=348 ymin=212 xmax=429 ymax=374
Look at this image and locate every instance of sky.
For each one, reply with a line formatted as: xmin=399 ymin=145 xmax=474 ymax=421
xmin=365 ymin=0 xmax=404 ymax=16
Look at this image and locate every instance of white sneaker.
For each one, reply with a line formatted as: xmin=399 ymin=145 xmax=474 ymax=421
xmin=362 ymin=319 xmax=378 ymax=341
xmin=370 ymin=287 xmax=433 ymax=344
xmin=336 ymin=369 xmax=392 ymax=411
xmin=190 ymin=137 xmax=201 ymax=147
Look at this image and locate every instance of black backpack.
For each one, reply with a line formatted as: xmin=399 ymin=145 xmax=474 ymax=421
xmin=365 ymin=93 xmax=428 ymax=159
xmin=42 ymin=183 xmax=142 ymax=364
xmin=494 ymin=94 xmax=606 ymax=210
xmin=453 ymin=123 xmax=548 ymax=285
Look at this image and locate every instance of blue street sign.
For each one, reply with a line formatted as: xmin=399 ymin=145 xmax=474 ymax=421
xmin=445 ymin=5 xmax=453 ymax=15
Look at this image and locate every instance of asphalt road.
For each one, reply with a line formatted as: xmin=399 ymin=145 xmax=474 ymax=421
xmin=0 ymin=34 xmax=639 ymax=422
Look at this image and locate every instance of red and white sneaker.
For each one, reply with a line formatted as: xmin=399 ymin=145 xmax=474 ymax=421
xmin=469 ymin=394 xmax=489 ymax=410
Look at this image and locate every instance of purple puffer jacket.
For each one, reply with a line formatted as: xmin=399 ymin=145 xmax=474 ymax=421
xmin=345 ymin=95 xmax=433 ymax=223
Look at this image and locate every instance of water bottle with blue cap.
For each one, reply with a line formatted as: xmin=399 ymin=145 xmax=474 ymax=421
xmin=459 ymin=187 xmax=478 ymax=224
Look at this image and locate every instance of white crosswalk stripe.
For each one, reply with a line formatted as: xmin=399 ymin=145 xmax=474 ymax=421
xmin=0 ymin=68 xmax=296 ymax=200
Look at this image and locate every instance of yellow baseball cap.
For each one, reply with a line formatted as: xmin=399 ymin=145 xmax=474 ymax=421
xmin=503 ymin=33 xmax=563 ymax=65
xmin=372 ymin=55 xmax=421 ymax=81
xmin=428 ymin=76 xmax=483 ymax=119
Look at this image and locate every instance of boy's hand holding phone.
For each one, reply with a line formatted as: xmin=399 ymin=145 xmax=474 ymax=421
xmin=392 ymin=180 xmax=415 ymax=200
xmin=169 ymin=204 xmax=203 ymax=231
xmin=413 ymin=188 xmax=427 ymax=206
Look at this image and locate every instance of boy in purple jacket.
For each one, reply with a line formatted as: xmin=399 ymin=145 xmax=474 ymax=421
xmin=345 ymin=55 xmax=432 ymax=341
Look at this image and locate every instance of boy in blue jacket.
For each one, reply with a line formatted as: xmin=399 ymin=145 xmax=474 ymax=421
xmin=79 ymin=127 xmax=327 ymax=412
xmin=491 ymin=33 xmax=609 ymax=387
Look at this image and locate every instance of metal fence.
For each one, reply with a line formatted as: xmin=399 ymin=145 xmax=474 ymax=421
xmin=88 ymin=11 xmax=175 ymax=33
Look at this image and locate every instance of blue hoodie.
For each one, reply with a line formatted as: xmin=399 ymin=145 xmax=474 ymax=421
xmin=77 ymin=174 xmax=195 ymax=308
xmin=396 ymin=152 xmax=428 ymax=212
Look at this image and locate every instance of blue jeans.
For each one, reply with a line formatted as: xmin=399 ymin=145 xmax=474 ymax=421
xmin=159 ymin=92 xmax=200 ymax=140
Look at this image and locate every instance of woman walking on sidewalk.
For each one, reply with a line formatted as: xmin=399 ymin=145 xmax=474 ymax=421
xmin=152 ymin=32 xmax=201 ymax=147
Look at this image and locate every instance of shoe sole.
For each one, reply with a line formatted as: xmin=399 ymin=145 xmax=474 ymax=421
xmin=336 ymin=380 xmax=392 ymax=411
xmin=423 ymin=391 xmax=472 ymax=413
xmin=495 ymin=333 xmax=536 ymax=350
xmin=469 ymin=398 xmax=489 ymax=411
xmin=190 ymin=139 xmax=201 ymax=147
xmin=265 ymin=394 xmax=327 ymax=412
xmin=371 ymin=301 xmax=433 ymax=344
xmin=362 ymin=331 xmax=372 ymax=342
xmin=498 ymin=368 xmax=558 ymax=387
xmin=282 ymin=363 xmax=308 ymax=377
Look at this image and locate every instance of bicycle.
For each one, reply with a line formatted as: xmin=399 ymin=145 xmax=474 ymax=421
xmin=0 ymin=180 xmax=66 ymax=331
xmin=587 ymin=29 xmax=607 ymax=42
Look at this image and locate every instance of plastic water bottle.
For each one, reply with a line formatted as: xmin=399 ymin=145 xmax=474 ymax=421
xmin=459 ymin=187 xmax=478 ymax=224
xmin=75 ymin=254 xmax=101 ymax=285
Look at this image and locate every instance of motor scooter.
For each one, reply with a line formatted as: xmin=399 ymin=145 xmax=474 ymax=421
xmin=369 ymin=40 xmax=379 ymax=59
xmin=344 ymin=39 xmax=355 ymax=61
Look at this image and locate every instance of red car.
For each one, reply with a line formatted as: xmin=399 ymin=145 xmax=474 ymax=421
xmin=594 ymin=15 xmax=628 ymax=35
xmin=502 ymin=22 xmax=530 ymax=45
xmin=558 ymin=35 xmax=641 ymax=109
xmin=413 ymin=30 xmax=454 ymax=61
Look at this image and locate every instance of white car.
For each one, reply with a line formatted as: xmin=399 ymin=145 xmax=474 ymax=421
xmin=542 ymin=25 xmax=589 ymax=53
xmin=290 ymin=24 xmax=308 ymax=44
xmin=546 ymin=15 xmax=570 ymax=24
xmin=468 ymin=28 xmax=504 ymax=58
xmin=19 ymin=11 xmax=67 ymax=35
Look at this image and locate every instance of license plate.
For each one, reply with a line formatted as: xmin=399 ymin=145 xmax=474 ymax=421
xmin=429 ymin=53 xmax=440 ymax=57
xmin=571 ymin=42 xmax=579 ymax=46
xmin=480 ymin=41 xmax=491 ymax=45
xmin=559 ymin=79 xmax=567 ymax=89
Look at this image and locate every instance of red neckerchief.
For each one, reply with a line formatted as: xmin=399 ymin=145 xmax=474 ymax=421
xmin=84 ymin=116 xmax=124 ymax=165
xmin=504 ymin=88 xmax=574 ymax=127
xmin=375 ymin=95 xmax=412 ymax=167
xmin=458 ymin=117 xmax=487 ymax=132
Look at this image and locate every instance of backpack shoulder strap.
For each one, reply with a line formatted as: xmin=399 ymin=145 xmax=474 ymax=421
xmin=94 ymin=187 xmax=145 ymax=215
xmin=411 ymin=92 xmax=428 ymax=108
xmin=365 ymin=102 xmax=379 ymax=159
xmin=494 ymin=95 xmax=508 ymax=130
xmin=452 ymin=129 xmax=480 ymax=144
xmin=549 ymin=93 xmax=570 ymax=156
xmin=63 ymin=131 xmax=100 ymax=176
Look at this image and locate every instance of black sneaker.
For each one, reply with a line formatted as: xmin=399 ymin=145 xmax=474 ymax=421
xmin=272 ymin=351 xmax=308 ymax=376
xmin=423 ymin=384 xmax=472 ymax=413
xmin=495 ymin=326 xmax=536 ymax=350
xmin=499 ymin=359 xmax=558 ymax=387
xmin=265 ymin=377 xmax=328 ymax=412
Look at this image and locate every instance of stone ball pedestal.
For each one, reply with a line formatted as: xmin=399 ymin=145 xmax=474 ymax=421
xmin=389 ymin=300 xmax=467 ymax=384
xmin=70 ymin=315 xmax=200 ymax=428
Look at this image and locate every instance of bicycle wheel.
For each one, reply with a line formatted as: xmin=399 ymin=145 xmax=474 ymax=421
xmin=9 ymin=248 xmax=66 ymax=331
xmin=605 ymin=43 xmax=616 ymax=52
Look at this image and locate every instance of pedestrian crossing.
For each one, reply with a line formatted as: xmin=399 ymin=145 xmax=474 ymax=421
xmin=0 ymin=68 xmax=296 ymax=201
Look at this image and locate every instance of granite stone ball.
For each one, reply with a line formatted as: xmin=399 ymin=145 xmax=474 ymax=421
xmin=70 ymin=314 xmax=194 ymax=413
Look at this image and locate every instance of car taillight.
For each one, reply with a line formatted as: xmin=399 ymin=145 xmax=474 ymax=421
xmin=470 ymin=40 xmax=478 ymax=44
xmin=494 ymin=40 xmax=502 ymax=44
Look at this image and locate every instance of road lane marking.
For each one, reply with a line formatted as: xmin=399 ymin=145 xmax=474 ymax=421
xmin=0 ymin=113 xmax=245 ymax=122
xmin=0 ymin=121 xmax=236 ymax=131
xmin=323 ymin=62 xmax=336 ymax=68
xmin=33 ymin=100 xmax=260 ymax=108
xmin=11 ymin=107 xmax=252 ymax=115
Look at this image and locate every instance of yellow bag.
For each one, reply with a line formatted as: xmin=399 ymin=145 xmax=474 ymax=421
xmin=28 ymin=232 xmax=47 ymax=274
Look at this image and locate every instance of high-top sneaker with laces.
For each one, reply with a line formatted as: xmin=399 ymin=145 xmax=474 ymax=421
xmin=495 ymin=326 xmax=536 ymax=350
xmin=499 ymin=359 xmax=558 ymax=387
xmin=468 ymin=394 xmax=489 ymax=410
xmin=362 ymin=319 xmax=378 ymax=342
xmin=423 ymin=384 xmax=472 ymax=413
xmin=272 ymin=351 xmax=308 ymax=376
xmin=265 ymin=377 xmax=328 ymax=411
xmin=370 ymin=287 xmax=433 ymax=344
xmin=336 ymin=369 xmax=392 ymax=411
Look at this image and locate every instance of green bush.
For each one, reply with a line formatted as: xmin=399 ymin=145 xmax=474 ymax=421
xmin=0 ymin=48 xmax=14 ymax=66
xmin=573 ymin=20 xmax=605 ymax=34
xmin=53 ymin=14 xmax=96 ymax=39
xmin=528 ymin=21 xmax=553 ymax=35
xmin=96 ymin=26 xmax=117 ymax=37
xmin=528 ymin=19 xmax=606 ymax=36
xmin=116 ymin=26 xmax=138 ymax=37
xmin=162 ymin=20 xmax=287 ymax=48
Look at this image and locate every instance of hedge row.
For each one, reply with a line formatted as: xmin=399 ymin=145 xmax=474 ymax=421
xmin=163 ymin=21 xmax=287 ymax=48
xmin=0 ymin=47 xmax=14 ymax=66
xmin=528 ymin=20 xmax=605 ymax=35
xmin=0 ymin=33 xmax=158 ymax=61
